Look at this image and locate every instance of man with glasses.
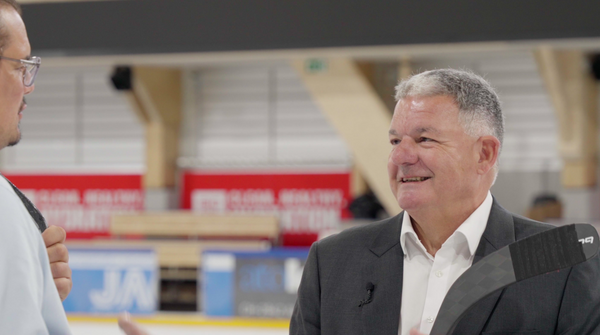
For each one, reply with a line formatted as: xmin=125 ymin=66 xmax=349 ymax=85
xmin=0 ymin=0 xmax=71 ymax=333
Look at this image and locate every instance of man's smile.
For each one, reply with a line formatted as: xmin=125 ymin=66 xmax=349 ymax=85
xmin=399 ymin=176 xmax=432 ymax=183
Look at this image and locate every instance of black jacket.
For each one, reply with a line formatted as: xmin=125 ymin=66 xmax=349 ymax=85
xmin=291 ymin=200 xmax=600 ymax=335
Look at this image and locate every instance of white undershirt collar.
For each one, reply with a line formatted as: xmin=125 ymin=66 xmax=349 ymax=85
xmin=400 ymin=191 xmax=493 ymax=260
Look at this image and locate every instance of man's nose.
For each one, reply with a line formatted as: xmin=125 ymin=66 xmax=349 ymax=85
xmin=390 ymin=138 xmax=418 ymax=166
xmin=24 ymin=83 xmax=35 ymax=95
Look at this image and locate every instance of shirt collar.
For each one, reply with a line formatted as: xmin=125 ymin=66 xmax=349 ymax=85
xmin=400 ymin=191 xmax=493 ymax=260
xmin=400 ymin=210 xmax=425 ymax=260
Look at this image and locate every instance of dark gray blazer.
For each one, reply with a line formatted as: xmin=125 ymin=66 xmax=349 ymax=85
xmin=290 ymin=200 xmax=600 ymax=335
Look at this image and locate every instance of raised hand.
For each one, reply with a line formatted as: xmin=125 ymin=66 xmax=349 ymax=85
xmin=118 ymin=312 xmax=151 ymax=335
xmin=42 ymin=225 xmax=72 ymax=301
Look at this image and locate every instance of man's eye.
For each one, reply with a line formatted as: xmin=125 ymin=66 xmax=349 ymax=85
xmin=419 ymin=137 xmax=433 ymax=142
xmin=390 ymin=139 xmax=400 ymax=145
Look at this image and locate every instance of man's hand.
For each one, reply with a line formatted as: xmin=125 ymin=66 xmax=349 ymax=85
xmin=118 ymin=313 xmax=151 ymax=335
xmin=42 ymin=225 xmax=72 ymax=301
xmin=409 ymin=329 xmax=426 ymax=335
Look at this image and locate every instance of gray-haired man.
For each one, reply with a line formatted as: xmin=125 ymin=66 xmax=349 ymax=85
xmin=291 ymin=69 xmax=600 ymax=335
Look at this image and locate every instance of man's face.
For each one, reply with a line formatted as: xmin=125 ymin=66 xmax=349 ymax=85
xmin=0 ymin=7 xmax=34 ymax=149
xmin=388 ymin=95 xmax=481 ymax=214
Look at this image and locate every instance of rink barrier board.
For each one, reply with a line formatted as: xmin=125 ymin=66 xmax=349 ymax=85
xmin=63 ymin=248 xmax=159 ymax=314
xmin=202 ymin=248 xmax=310 ymax=318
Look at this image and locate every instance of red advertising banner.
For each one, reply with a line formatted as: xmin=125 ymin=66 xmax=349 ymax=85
xmin=3 ymin=174 xmax=143 ymax=239
xmin=181 ymin=171 xmax=352 ymax=233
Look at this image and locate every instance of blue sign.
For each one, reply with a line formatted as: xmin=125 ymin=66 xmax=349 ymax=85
xmin=202 ymin=248 xmax=309 ymax=318
xmin=63 ymin=248 xmax=158 ymax=314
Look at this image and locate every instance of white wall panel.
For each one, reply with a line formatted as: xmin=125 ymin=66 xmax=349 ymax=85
xmin=10 ymin=140 xmax=77 ymax=165
xmin=1 ymin=67 xmax=144 ymax=173
xmin=198 ymin=139 xmax=270 ymax=164
xmin=82 ymin=140 xmax=144 ymax=164
xmin=188 ymin=56 xmax=556 ymax=171
xmin=188 ymin=63 xmax=351 ymax=168
xmin=5 ymin=54 xmax=560 ymax=174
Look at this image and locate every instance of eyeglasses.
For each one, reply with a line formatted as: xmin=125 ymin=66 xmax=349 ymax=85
xmin=0 ymin=55 xmax=41 ymax=87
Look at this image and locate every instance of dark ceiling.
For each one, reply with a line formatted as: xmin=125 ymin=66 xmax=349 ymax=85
xmin=21 ymin=0 xmax=600 ymax=57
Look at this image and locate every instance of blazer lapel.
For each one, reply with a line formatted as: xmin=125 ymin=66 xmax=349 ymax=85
xmin=362 ymin=213 xmax=404 ymax=335
xmin=452 ymin=199 xmax=516 ymax=335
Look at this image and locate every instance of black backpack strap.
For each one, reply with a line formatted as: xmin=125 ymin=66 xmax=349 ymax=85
xmin=3 ymin=176 xmax=47 ymax=233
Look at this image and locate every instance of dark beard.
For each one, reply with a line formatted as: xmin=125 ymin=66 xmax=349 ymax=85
xmin=9 ymin=99 xmax=25 ymax=147
xmin=7 ymin=137 xmax=20 ymax=147
xmin=7 ymin=124 xmax=21 ymax=147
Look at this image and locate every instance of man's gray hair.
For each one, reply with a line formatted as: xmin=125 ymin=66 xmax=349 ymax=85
xmin=395 ymin=69 xmax=505 ymax=147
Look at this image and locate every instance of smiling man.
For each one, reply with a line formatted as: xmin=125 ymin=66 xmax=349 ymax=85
xmin=290 ymin=69 xmax=600 ymax=335
xmin=0 ymin=0 xmax=72 ymax=333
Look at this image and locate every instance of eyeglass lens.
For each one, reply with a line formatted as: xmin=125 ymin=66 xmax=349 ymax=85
xmin=23 ymin=58 xmax=40 ymax=87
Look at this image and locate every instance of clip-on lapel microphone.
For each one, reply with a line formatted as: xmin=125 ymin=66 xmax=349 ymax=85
xmin=358 ymin=282 xmax=375 ymax=307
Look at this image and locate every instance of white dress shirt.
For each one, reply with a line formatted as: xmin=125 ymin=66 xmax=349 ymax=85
xmin=399 ymin=191 xmax=493 ymax=335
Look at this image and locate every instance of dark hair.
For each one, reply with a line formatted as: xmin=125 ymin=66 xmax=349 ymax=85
xmin=0 ymin=0 xmax=21 ymax=53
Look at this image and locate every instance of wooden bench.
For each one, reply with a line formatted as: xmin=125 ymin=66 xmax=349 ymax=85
xmin=111 ymin=212 xmax=279 ymax=240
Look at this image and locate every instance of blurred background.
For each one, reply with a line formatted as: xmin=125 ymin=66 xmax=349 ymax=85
xmin=7 ymin=0 xmax=600 ymax=333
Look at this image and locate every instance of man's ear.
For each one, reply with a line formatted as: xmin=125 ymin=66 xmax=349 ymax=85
xmin=477 ymin=135 xmax=501 ymax=175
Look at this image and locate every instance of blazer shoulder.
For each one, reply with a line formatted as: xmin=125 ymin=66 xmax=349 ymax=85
xmin=316 ymin=215 xmax=400 ymax=251
xmin=512 ymin=213 xmax=555 ymax=239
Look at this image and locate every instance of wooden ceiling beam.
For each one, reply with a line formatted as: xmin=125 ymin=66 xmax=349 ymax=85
xmin=121 ymin=66 xmax=182 ymax=189
xmin=292 ymin=58 xmax=400 ymax=216
xmin=534 ymin=47 xmax=598 ymax=187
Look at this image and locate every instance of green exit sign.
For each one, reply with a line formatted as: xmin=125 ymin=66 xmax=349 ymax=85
xmin=305 ymin=59 xmax=328 ymax=73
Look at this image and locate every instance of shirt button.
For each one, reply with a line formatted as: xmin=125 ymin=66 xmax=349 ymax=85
xmin=426 ymin=316 xmax=434 ymax=323
xmin=435 ymin=271 xmax=443 ymax=277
